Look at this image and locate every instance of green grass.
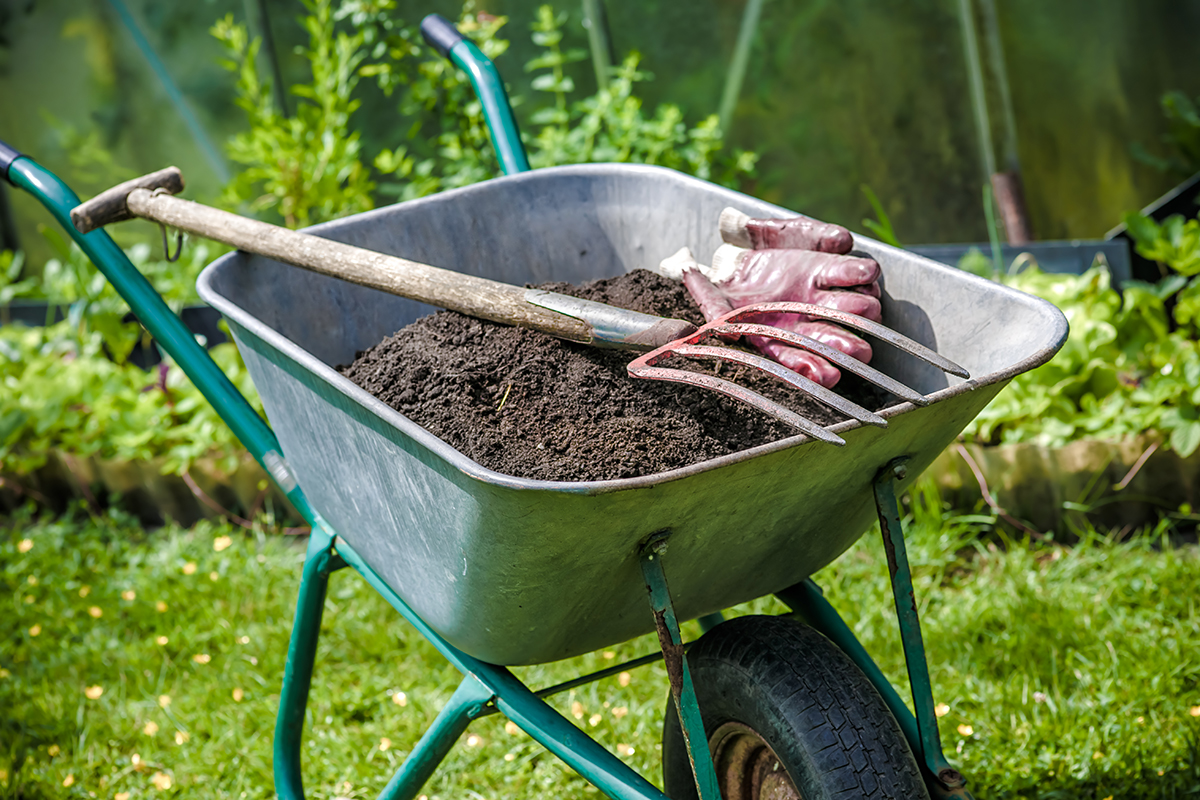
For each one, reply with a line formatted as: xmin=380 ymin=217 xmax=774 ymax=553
xmin=2 ymin=493 xmax=1198 ymax=800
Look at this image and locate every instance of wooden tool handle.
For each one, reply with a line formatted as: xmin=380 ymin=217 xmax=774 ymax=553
xmin=74 ymin=178 xmax=592 ymax=343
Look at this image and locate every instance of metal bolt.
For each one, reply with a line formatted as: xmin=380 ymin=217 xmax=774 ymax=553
xmin=893 ymin=463 xmax=908 ymax=481
xmin=938 ymin=768 xmax=965 ymax=788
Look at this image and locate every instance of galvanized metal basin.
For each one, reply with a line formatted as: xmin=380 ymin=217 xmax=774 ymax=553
xmin=198 ymin=164 xmax=1067 ymax=666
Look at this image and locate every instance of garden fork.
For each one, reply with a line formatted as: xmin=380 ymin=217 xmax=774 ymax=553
xmin=72 ymin=167 xmax=968 ymax=446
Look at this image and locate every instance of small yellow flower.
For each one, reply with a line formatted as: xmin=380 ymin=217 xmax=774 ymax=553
xmin=504 ymin=752 xmax=516 ymax=762
xmin=88 ymin=606 xmax=103 ymax=619
xmin=1190 ymin=706 xmax=1200 ymax=717
xmin=17 ymin=538 xmax=32 ymax=553
xmin=1136 ymin=716 xmax=1145 ymax=724
xmin=182 ymin=562 xmax=197 ymax=575
xmin=466 ymin=734 xmax=482 ymax=747
xmin=151 ymin=771 xmax=172 ymax=790
xmin=379 ymin=737 xmax=391 ymax=751
xmin=27 ymin=575 xmax=37 ymax=585
xmin=392 ymin=691 xmax=407 ymax=707
xmin=1102 ymin=796 xmax=1113 ymax=800
xmin=174 ymin=731 xmax=189 ymax=745
xmin=0 ymin=668 xmax=8 ymax=679
xmin=122 ymin=590 xmax=136 ymax=601
xmin=192 ymin=653 xmax=211 ymax=664
xmin=156 ymin=636 xmax=169 ymax=646
xmin=213 ymin=535 xmax=233 ymax=552
xmin=618 ymin=671 xmax=632 ymax=687
xmin=588 ymin=713 xmax=603 ymax=727
xmin=209 ymin=571 xmax=219 ymax=582
xmin=616 ymin=743 xmax=635 ymax=756
xmin=343 ymin=782 xmax=353 ymax=794
xmin=78 ymin=585 xmax=90 ymax=598
xmin=956 ymin=724 xmax=973 ymax=736
xmin=61 ymin=774 xmax=74 ymax=787
xmin=232 ymin=687 xmax=244 ymax=702
xmin=505 ymin=721 xmax=520 ymax=735
xmin=935 ymin=703 xmax=950 ymax=718
xmin=237 ymin=635 xmax=250 ymax=645
xmin=29 ymin=624 xmax=41 ymax=637
xmin=131 ymin=754 xmax=142 ymax=769
xmin=603 ymin=651 xmax=616 ymax=660
xmin=85 ymin=685 xmax=104 ymax=699
xmin=116 ymin=793 xmax=131 ymax=800
xmin=1093 ymin=751 xmax=1103 ymax=760
xmin=23 ymin=595 xmax=34 ymax=604
xmin=612 ymin=706 xmax=628 ymax=719
xmin=156 ymin=601 xmax=168 ymax=612
xmin=47 ymin=744 xmax=60 ymax=757
xmin=571 ymin=701 xmax=584 ymax=720
xmin=143 ymin=721 xmax=159 ymax=736
xmin=158 ymin=695 xmax=171 ymax=708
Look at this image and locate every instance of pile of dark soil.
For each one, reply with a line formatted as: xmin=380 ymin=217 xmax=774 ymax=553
xmin=339 ymin=270 xmax=891 ymax=481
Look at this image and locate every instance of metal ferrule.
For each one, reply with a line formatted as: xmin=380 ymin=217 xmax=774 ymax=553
xmin=525 ymin=289 xmax=686 ymax=350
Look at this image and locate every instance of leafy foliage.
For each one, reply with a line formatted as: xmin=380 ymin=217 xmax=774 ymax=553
xmin=965 ymin=209 xmax=1200 ymax=455
xmin=0 ymin=321 xmax=259 ymax=476
xmin=212 ymin=0 xmax=375 ymax=227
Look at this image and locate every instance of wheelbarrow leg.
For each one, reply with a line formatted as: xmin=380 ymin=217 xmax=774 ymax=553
xmin=780 ymin=457 xmax=973 ymax=800
xmin=638 ymin=533 xmax=721 ymax=800
xmin=376 ymin=675 xmax=494 ymax=800
xmin=274 ymin=525 xmax=347 ymax=800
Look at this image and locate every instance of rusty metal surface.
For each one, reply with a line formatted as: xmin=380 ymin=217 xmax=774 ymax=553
xmin=197 ymin=163 xmax=1068 ymax=665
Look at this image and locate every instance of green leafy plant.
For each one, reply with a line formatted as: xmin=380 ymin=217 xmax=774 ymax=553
xmin=212 ymin=0 xmax=375 ymax=227
xmin=860 ymin=184 xmax=901 ymax=247
xmin=0 ymin=320 xmax=259 ymax=477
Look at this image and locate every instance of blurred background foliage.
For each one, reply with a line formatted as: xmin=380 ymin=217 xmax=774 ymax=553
xmin=2 ymin=0 xmax=1199 ymax=268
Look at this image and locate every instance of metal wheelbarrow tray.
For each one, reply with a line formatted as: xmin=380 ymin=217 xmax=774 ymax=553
xmin=197 ymin=162 xmax=1067 ymax=667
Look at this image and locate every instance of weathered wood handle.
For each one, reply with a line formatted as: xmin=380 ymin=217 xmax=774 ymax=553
xmin=73 ymin=177 xmax=594 ymax=344
xmin=70 ymin=166 xmax=185 ymax=233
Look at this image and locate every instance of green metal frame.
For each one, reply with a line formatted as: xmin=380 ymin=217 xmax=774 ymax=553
xmin=7 ymin=87 xmax=972 ymax=797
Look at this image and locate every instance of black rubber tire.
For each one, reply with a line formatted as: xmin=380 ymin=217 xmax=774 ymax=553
xmin=662 ymin=615 xmax=929 ymax=800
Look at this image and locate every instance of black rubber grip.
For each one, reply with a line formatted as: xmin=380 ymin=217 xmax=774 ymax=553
xmin=0 ymin=139 xmax=23 ymax=183
xmin=420 ymin=14 xmax=464 ymax=58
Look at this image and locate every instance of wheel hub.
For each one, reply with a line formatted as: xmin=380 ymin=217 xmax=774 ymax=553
xmin=709 ymin=721 xmax=802 ymax=800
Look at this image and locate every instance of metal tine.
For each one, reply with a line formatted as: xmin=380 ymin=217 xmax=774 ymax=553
xmin=627 ymin=362 xmax=846 ymax=445
xmin=722 ymin=302 xmax=971 ymax=379
xmin=667 ymin=343 xmax=887 ymax=427
xmin=714 ymin=322 xmax=928 ymax=407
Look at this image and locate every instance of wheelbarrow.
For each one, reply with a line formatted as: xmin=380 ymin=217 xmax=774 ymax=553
xmin=0 ymin=17 xmax=1067 ymax=800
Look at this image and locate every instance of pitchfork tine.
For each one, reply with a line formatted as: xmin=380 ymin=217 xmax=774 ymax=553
xmin=628 ymin=361 xmax=846 ymax=445
xmin=713 ymin=322 xmax=929 ymax=406
xmin=665 ymin=343 xmax=887 ymax=426
xmin=724 ymin=302 xmax=970 ymax=379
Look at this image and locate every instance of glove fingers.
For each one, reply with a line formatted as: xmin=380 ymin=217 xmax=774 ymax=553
xmin=681 ymin=267 xmax=735 ymax=323
xmin=808 ymin=289 xmax=882 ymax=322
xmin=816 ymin=256 xmax=881 ymax=290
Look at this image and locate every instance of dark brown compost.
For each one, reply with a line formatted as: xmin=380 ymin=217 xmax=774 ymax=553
xmin=339 ymin=270 xmax=892 ymax=481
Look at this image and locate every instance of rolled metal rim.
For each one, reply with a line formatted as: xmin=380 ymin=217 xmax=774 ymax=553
xmin=710 ymin=721 xmax=802 ymax=800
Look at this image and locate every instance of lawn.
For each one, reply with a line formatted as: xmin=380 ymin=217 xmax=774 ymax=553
xmin=2 ymin=488 xmax=1198 ymax=799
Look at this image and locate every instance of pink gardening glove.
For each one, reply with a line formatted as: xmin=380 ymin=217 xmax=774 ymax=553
xmin=664 ymin=209 xmax=881 ymax=388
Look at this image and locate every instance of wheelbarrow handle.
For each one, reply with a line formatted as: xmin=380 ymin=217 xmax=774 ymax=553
xmin=69 ymin=169 xmax=696 ymax=351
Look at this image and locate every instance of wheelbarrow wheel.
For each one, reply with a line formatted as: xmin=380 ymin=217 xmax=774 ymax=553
xmin=662 ymin=615 xmax=928 ymax=800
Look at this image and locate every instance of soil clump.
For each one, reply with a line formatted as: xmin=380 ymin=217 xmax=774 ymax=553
xmin=339 ymin=270 xmax=891 ymax=481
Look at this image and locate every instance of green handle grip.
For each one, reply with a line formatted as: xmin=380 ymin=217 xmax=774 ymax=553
xmin=420 ymin=14 xmax=531 ymax=175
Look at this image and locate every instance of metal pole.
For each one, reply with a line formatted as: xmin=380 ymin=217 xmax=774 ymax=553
xmin=105 ymin=0 xmax=232 ymax=183
xmin=582 ymin=0 xmax=614 ymax=91
xmin=718 ymin=0 xmax=765 ymax=133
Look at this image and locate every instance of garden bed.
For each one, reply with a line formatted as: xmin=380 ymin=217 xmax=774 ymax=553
xmin=929 ymin=435 xmax=1194 ymax=534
